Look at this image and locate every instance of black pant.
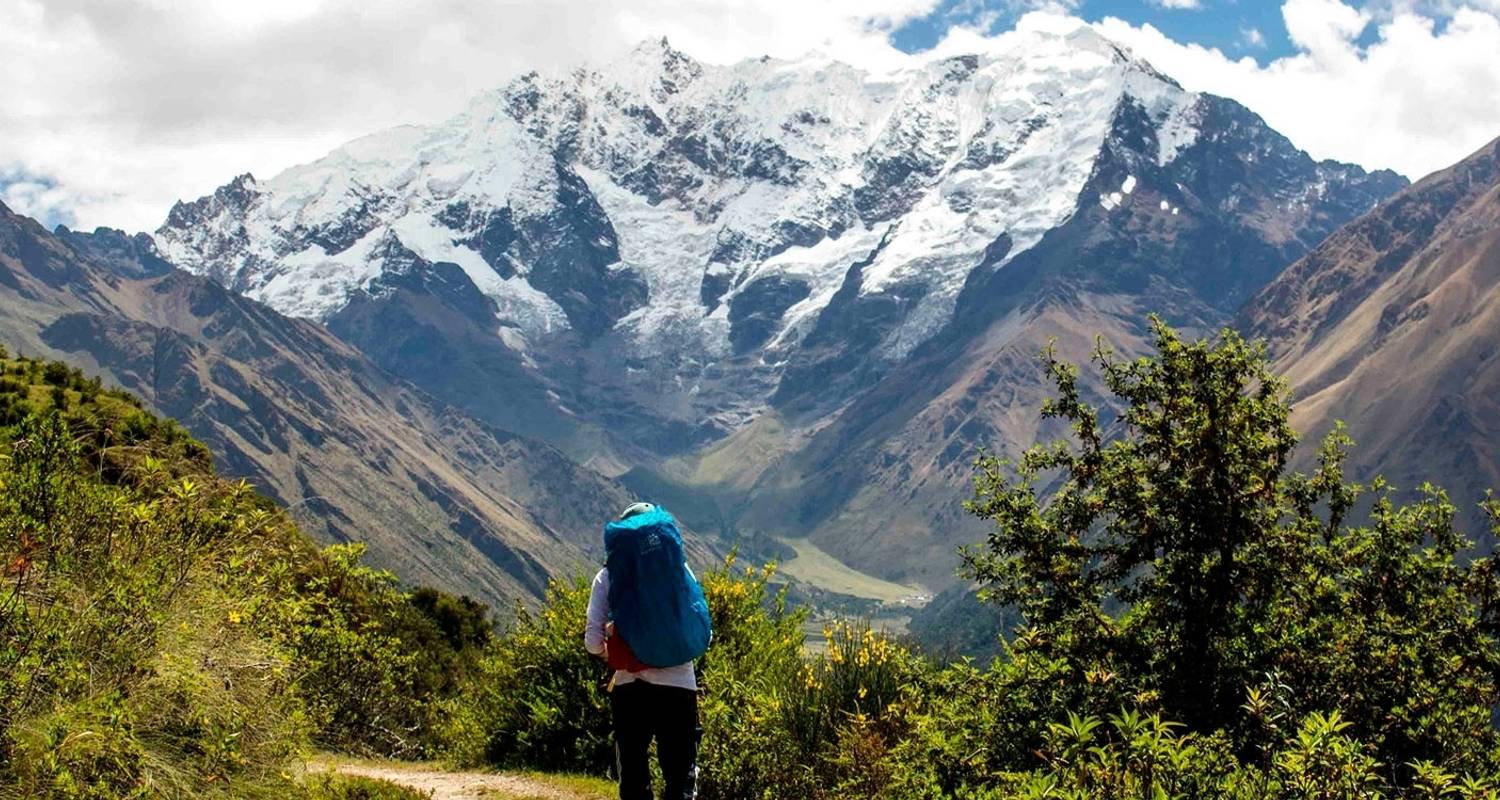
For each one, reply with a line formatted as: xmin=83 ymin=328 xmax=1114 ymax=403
xmin=610 ymin=680 xmax=699 ymax=800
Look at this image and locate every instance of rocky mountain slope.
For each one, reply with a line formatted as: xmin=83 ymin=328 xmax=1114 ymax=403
xmin=153 ymin=20 xmax=1406 ymax=589
xmin=0 ymin=201 xmax=637 ymax=608
xmin=1243 ymin=135 xmax=1500 ymax=544
xmin=734 ymin=89 xmax=1408 ymax=585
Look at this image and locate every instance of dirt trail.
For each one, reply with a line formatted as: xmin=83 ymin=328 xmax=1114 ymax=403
xmin=324 ymin=760 xmax=599 ymax=800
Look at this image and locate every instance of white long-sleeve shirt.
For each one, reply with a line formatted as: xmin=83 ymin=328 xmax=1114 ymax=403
xmin=585 ymin=567 xmax=698 ymax=691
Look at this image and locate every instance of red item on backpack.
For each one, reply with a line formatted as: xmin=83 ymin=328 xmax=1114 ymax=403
xmin=606 ymin=626 xmax=653 ymax=672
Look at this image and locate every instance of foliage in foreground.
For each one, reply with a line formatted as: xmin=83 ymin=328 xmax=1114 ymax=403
xmin=959 ymin=319 xmax=1500 ymax=785
xmin=8 ymin=315 xmax=1500 ymax=799
xmin=0 ymin=349 xmax=487 ymax=798
xmin=437 ymin=320 xmax=1500 ymax=799
xmin=301 ymin=773 xmax=430 ymax=800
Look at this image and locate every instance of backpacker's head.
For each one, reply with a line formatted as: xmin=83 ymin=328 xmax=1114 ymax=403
xmin=603 ymin=502 xmax=677 ymax=555
xmin=617 ymin=502 xmax=656 ymax=521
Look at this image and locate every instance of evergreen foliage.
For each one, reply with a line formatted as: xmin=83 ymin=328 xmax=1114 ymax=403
xmin=960 ymin=319 xmax=1500 ymax=784
xmin=6 ymin=316 xmax=1500 ymax=799
xmin=437 ymin=319 xmax=1500 ymax=798
xmin=0 ymin=353 xmax=488 ymax=797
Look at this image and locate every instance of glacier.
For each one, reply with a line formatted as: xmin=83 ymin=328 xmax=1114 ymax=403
xmin=156 ymin=18 xmax=1201 ymax=376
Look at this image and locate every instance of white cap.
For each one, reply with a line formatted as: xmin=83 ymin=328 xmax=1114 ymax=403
xmin=617 ymin=502 xmax=655 ymax=521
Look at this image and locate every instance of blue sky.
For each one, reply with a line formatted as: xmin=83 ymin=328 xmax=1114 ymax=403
xmin=892 ymin=0 xmax=1318 ymax=63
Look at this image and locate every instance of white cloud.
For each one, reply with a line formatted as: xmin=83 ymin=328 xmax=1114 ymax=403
xmin=1001 ymin=0 xmax=1084 ymax=13
xmin=0 ymin=0 xmax=933 ymax=232
xmin=1151 ymin=0 xmax=1204 ymax=9
xmin=1094 ymin=0 xmax=1500 ymax=180
xmin=1282 ymin=0 xmax=1371 ymax=65
xmin=1 ymin=171 xmax=75 ymax=229
xmin=3 ymin=0 xmax=1498 ymax=232
xmin=1240 ymin=26 xmax=1268 ymax=47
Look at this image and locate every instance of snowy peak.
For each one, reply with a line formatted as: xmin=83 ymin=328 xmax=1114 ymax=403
xmin=153 ymin=28 xmax=1399 ymax=445
xmin=165 ymin=172 xmax=258 ymax=229
xmin=621 ymin=36 xmax=703 ymax=102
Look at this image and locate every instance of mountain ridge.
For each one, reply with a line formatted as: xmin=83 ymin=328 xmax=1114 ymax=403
xmin=1243 ymin=134 xmax=1500 ymax=542
xmin=0 ymin=200 xmax=647 ymax=608
xmin=150 ymin=24 xmax=1405 ymax=590
xmin=152 ymin=24 xmax=1230 ymax=435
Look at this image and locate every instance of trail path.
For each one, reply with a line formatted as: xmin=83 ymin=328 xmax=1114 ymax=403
xmin=320 ymin=759 xmax=605 ymax=800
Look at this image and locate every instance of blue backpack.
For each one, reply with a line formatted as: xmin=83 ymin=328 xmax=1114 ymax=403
xmin=604 ymin=507 xmax=712 ymax=668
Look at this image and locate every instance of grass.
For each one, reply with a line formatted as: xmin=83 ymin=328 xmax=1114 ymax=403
xmin=666 ymin=412 xmax=793 ymax=491
xmin=303 ymin=753 xmax=415 ymax=773
xmin=483 ymin=772 xmax=616 ymax=799
xmin=773 ymin=536 xmax=926 ymax=604
xmin=305 ymin=773 xmax=434 ymax=800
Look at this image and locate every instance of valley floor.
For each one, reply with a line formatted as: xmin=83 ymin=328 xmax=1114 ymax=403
xmin=774 ymin=536 xmax=929 ymax=605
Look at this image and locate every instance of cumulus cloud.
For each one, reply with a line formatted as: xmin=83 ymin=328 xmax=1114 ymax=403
xmin=1093 ymin=0 xmax=1500 ymax=180
xmin=0 ymin=170 xmax=75 ymax=229
xmin=2 ymin=0 xmax=1497 ymax=232
xmin=0 ymin=0 xmax=931 ymax=231
xmin=1240 ymin=26 xmax=1268 ymax=47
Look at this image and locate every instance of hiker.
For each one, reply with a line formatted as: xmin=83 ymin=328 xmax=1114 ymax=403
xmin=585 ymin=502 xmax=712 ymax=800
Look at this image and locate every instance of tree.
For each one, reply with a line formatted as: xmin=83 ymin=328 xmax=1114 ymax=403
xmin=963 ymin=318 xmax=1500 ymax=779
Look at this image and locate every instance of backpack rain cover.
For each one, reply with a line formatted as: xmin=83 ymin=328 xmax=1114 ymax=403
xmin=604 ymin=507 xmax=712 ymax=668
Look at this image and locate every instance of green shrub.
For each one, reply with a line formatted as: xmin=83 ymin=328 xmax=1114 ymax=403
xmin=243 ymin=541 xmax=468 ymax=758
xmin=0 ymin=408 xmax=308 ymax=797
xmin=961 ymin=318 xmax=1500 ymax=786
xmin=41 ymin=361 xmax=71 ymax=387
xmin=694 ymin=559 xmax=815 ymax=799
xmin=438 ymin=575 xmax=613 ymax=772
xmin=0 ymin=354 xmax=491 ymax=795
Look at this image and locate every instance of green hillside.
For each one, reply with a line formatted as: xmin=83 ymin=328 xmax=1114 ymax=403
xmin=436 ymin=320 xmax=1500 ymax=799
xmin=0 ymin=345 xmax=483 ymax=798
xmin=7 ymin=317 xmax=1500 ymax=799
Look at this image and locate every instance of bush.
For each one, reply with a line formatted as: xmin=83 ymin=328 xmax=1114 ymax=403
xmin=41 ymin=361 xmax=71 ymax=387
xmin=0 ymin=354 xmax=492 ymax=796
xmin=0 ymin=410 xmax=308 ymax=797
xmin=960 ymin=318 xmax=1500 ymax=790
xmin=694 ymin=559 xmax=814 ymax=799
xmin=439 ymin=575 xmax=613 ymax=772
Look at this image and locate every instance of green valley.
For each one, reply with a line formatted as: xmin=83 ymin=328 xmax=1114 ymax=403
xmin=10 ymin=316 xmax=1500 ymax=797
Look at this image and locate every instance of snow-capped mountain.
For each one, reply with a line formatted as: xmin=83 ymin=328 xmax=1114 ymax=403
xmin=158 ymin=25 xmax=1200 ymax=415
xmin=157 ymin=18 xmax=1405 ymax=591
xmin=0 ymin=201 xmax=643 ymax=609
